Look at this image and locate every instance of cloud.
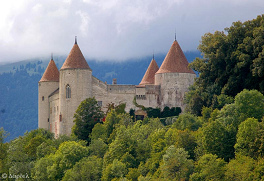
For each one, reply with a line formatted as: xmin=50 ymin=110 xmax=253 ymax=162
xmin=0 ymin=0 xmax=263 ymax=63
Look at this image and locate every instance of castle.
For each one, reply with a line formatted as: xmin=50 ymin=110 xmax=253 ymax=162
xmin=38 ymin=37 xmax=196 ymax=137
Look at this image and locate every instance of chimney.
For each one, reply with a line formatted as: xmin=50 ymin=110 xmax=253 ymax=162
xmin=112 ymin=78 xmax=117 ymax=85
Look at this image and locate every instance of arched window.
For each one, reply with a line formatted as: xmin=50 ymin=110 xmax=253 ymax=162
xmin=66 ymin=84 xmax=71 ymax=99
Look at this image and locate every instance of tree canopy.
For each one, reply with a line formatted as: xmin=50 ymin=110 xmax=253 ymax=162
xmin=72 ymin=97 xmax=104 ymax=143
xmin=186 ymin=15 xmax=264 ymax=115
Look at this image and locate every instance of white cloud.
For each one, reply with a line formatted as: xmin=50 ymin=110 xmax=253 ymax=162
xmin=0 ymin=0 xmax=263 ymax=63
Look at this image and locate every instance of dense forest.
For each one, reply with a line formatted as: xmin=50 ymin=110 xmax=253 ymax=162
xmin=1 ymin=14 xmax=264 ymax=180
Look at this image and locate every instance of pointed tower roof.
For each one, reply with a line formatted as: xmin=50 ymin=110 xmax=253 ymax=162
xmin=139 ymin=58 xmax=159 ymax=85
xmin=39 ymin=58 xmax=59 ymax=82
xmin=61 ymin=37 xmax=91 ymax=70
xmin=156 ymin=40 xmax=195 ymax=74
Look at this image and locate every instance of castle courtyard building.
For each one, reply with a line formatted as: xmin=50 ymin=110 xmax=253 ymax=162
xmin=38 ymin=38 xmax=196 ymax=137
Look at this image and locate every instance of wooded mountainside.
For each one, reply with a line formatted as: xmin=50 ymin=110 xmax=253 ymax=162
xmin=1 ymin=14 xmax=264 ymax=181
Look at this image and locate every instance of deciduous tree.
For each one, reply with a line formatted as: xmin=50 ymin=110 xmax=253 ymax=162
xmin=72 ymin=97 xmax=104 ymax=143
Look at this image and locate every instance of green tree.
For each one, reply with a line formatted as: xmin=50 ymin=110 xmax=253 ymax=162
xmin=72 ymin=97 xmax=104 ymax=143
xmin=88 ymin=138 xmax=108 ymax=158
xmin=190 ymin=154 xmax=226 ymax=181
xmin=0 ymin=128 xmax=9 ymax=177
xmin=172 ymin=113 xmax=201 ymax=131
xmin=90 ymin=123 xmax=108 ymax=142
xmin=104 ymin=109 xmax=122 ymax=141
xmin=225 ymin=155 xmax=255 ymax=180
xmin=102 ymin=159 xmax=128 ymax=181
xmin=198 ymin=120 xmax=235 ymax=161
xmin=253 ymin=158 xmax=264 ymax=180
xmin=161 ymin=146 xmax=194 ymax=180
xmin=32 ymin=141 xmax=89 ymax=181
xmin=62 ymin=156 xmax=103 ymax=181
xmin=165 ymin=128 xmax=197 ymax=160
xmin=235 ymin=118 xmax=264 ymax=158
xmin=186 ymin=15 xmax=264 ymax=115
xmin=126 ymin=168 xmax=140 ymax=181
xmin=234 ymin=89 xmax=264 ymax=120
xmin=7 ymin=129 xmax=54 ymax=177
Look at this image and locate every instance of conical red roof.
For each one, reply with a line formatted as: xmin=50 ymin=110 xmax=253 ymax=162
xmin=39 ymin=59 xmax=59 ymax=82
xmin=156 ymin=40 xmax=195 ymax=74
xmin=61 ymin=42 xmax=91 ymax=70
xmin=139 ymin=59 xmax=159 ymax=85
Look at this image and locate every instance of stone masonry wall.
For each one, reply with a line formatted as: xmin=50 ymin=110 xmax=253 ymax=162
xmin=38 ymin=81 xmax=59 ymax=130
xmin=155 ymin=73 xmax=196 ymax=110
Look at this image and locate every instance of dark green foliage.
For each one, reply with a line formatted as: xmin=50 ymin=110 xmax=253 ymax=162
xmin=186 ymin=15 xmax=264 ymax=115
xmin=72 ymin=97 xmax=104 ymax=143
xmin=198 ymin=120 xmax=235 ymax=161
xmin=62 ymin=156 xmax=103 ymax=181
xmin=161 ymin=106 xmax=182 ymax=118
xmin=7 ymin=129 xmax=54 ymax=178
xmin=225 ymin=155 xmax=255 ymax=180
xmin=145 ymin=107 xmax=161 ymax=118
xmin=161 ymin=146 xmax=194 ymax=180
xmin=235 ymin=118 xmax=264 ymax=159
xmin=234 ymin=89 xmax=264 ymax=120
xmin=129 ymin=108 xmax=135 ymax=120
xmin=5 ymin=88 xmax=264 ymax=180
xmin=0 ymin=128 xmax=9 ymax=176
xmin=190 ymin=154 xmax=226 ymax=181
xmin=172 ymin=113 xmax=202 ymax=131
xmin=106 ymin=102 xmax=126 ymax=114
xmin=145 ymin=106 xmax=181 ymax=119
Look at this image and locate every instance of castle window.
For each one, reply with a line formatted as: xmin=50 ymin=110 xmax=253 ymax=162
xmin=97 ymin=101 xmax=102 ymax=107
xmin=136 ymin=95 xmax=146 ymax=100
xmin=42 ymin=96 xmax=44 ymax=101
xmin=66 ymin=85 xmax=71 ymax=99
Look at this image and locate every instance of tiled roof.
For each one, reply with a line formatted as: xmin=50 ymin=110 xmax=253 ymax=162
xmin=156 ymin=40 xmax=195 ymax=74
xmin=39 ymin=59 xmax=59 ymax=82
xmin=61 ymin=42 xmax=91 ymax=70
xmin=139 ymin=59 xmax=159 ymax=85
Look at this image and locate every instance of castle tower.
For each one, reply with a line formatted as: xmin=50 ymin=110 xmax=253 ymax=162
xmin=139 ymin=57 xmax=159 ymax=85
xmin=136 ymin=57 xmax=160 ymax=108
xmin=38 ymin=57 xmax=59 ymax=130
xmin=59 ymin=37 xmax=92 ymax=136
xmin=155 ymin=40 xmax=196 ymax=109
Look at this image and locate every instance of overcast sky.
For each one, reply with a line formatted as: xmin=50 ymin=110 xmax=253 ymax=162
xmin=0 ymin=0 xmax=263 ymax=63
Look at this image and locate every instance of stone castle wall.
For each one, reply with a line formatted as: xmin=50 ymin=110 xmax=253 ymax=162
xmin=48 ymin=92 xmax=59 ymax=137
xmin=59 ymin=69 xmax=92 ymax=136
xmin=38 ymin=81 xmax=59 ymax=130
xmin=135 ymin=85 xmax=160 ymax=108
xmin=155 ymin=73 xmax=196 ymax=110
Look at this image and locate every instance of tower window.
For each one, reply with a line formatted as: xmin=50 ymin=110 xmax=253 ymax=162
xmin=97 ymin=101 xmax=102 ymax=107
xmin=42 ymin=96 xmax=44 ymax=101
xmin=66 ymin=84 xmax=71 ymax=99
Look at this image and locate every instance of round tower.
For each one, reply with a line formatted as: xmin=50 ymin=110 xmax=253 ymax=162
xmin=59 ymin=37 xmax=92 ymax=136
xmin=38 ymin=57 xmax=59 ymax=130
xmin=155 ymin=40 xmax=196 ymax=109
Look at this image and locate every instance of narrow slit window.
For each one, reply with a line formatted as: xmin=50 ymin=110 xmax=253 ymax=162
xmin=66 ymin=85 xmax=71 ymax=99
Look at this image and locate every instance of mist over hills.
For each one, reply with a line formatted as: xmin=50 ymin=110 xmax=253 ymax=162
xmin=0 ymin=51 xmax=201 ymax=142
